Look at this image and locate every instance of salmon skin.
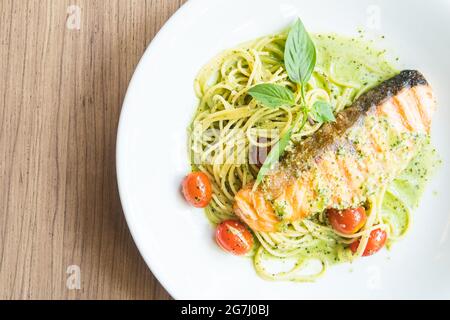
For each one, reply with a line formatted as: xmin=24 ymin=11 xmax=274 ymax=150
xmin=234 ymin=70 xmax=436 ymax=232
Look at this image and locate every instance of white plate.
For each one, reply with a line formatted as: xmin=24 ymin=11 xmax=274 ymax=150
xmin=117 ymin=0 xmax=450 ymax=299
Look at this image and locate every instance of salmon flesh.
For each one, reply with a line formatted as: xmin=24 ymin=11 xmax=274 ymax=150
xmin=234 ymin=70 xmax=436 ymax=232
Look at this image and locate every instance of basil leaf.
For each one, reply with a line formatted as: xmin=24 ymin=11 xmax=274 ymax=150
xmin=311 ymin=101 xmax=336 ymax=123
xmin=248 ymin=84 xmax=295 ymax=108
xmin=284 ymin=19 xmax=316 ymax=86
xmin=255 ymin=129 xmax=293 ymax=186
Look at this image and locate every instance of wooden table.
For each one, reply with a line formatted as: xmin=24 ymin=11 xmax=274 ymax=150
xmin=0 ymin=0 xmax=187 ymax=300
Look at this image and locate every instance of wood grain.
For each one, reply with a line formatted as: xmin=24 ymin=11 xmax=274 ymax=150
xmin=0 ymin=0 xmax=186 ymax=300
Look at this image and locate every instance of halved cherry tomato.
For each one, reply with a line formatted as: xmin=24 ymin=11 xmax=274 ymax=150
xmin=182 ymin=172 xmax=212 ymax=208
xmin=349 ymin=228 xmax=387 ymax=257
xmin=216 ymin=220 xmax=254 ymax=256
xmin=327 ymin=207 xmax=367 ymax=235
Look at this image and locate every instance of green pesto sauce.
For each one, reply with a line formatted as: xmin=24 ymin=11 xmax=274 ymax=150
xmin=383 ymin=138 xmax=441 ymax=240
xmin=313 ymin=33 xmax=398 ymax=89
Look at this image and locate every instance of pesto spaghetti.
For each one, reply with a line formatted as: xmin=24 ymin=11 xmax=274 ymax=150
xmin=183 ymin=21 xmax=439 ymax=281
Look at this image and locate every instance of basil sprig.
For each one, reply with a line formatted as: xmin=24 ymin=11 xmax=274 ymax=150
xmin=248 ymin=84 xmax=295 ymax=108
xmin=250 ymin=18 xmax=336 ymax=187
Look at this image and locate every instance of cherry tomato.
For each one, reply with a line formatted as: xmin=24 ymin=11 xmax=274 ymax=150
xmin=216 ymin=220 xmax=254 ymax=255
xmin=182 ymin=172 xmax=212 ymax=208
xmin=349 ymin=228 xmax=387 ymax=257
xmin=327 ymin=207 xmax=367 ymax=235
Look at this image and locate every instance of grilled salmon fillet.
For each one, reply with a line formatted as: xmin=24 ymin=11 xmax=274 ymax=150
xmin=234 ymin=70 xmax=436 ymax=232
